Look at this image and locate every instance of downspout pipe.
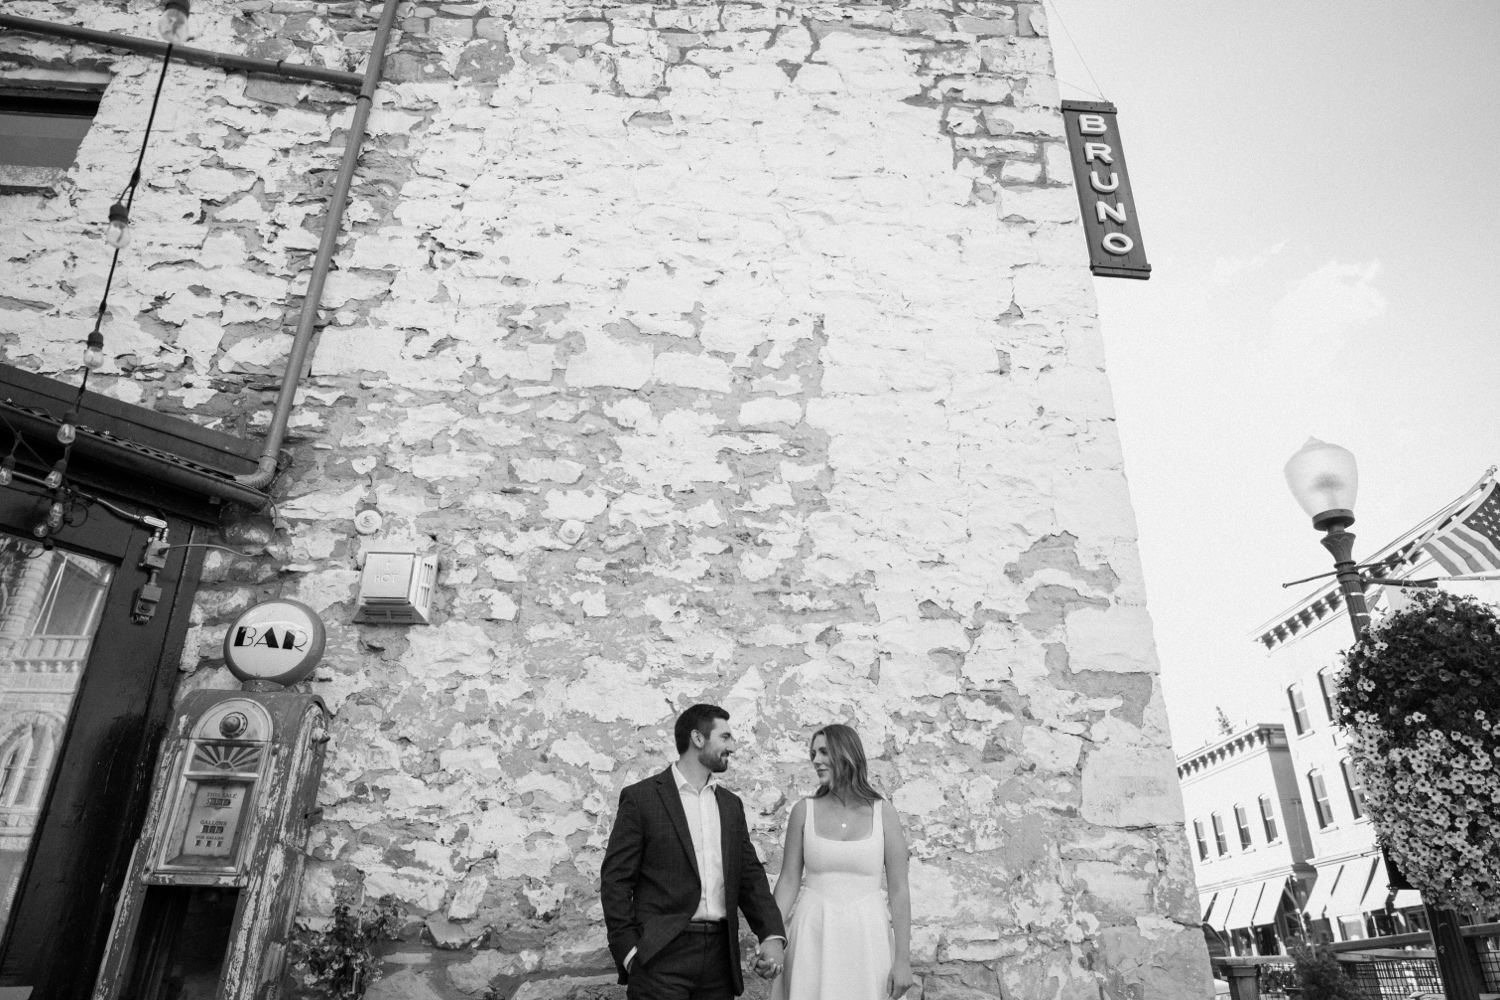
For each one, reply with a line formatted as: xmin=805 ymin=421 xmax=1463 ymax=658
xmin=0 ymin=13 xmax=363 ymax=90
xmin=236 ymin=0 xmax=402 ymax=490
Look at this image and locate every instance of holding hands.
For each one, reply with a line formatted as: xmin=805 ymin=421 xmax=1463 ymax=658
xmin=888 ymin=958 xmax=913 ymax=998
xmin=754 ymin=938 xmax=785 ymax=980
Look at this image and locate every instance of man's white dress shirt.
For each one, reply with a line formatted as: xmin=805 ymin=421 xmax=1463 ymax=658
xmin=676 ymin=763 xmax=728 ymax=921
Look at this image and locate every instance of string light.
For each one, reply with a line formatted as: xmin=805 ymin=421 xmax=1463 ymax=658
xmin=0 ymin=453 xmax=14 ymax=487
xmin=57 ymin=411 xmax=79 ymax=445
xmin=44 ymin=459 xmax=66 ymax=490
xmin=85 ymin=27 xmax=177 ymax=379
xmin=84 ymin=330 xmax=105 ymax=371
xmin=46 ymin=500 xmax=66 ymax=532
xmin=158 ymin=0 xmax=190 ymax=44
xmin=103 ymin=201 xmax=132 ymax=250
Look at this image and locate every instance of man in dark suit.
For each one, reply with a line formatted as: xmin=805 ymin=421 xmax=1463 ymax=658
xmin=601 ymin=704 xmax=787 ymax=999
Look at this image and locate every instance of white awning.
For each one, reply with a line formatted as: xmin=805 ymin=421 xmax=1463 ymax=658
xmin=1360 ymin=857 xmax=1390 ymax=912
xmin=1200 ymin=891 xmax=1218 ymax=921
xmin=1393 ymin=889 xmax=1424 ymax=910
xmin=1303 ymin=862 xmax=1344 ymax=920
xmin=1222 ymin=882 xmax=1262 ymax=930
xmin=1329 ymin=856 xmax=1379 ymax=920
xmin=1251 ymin=877 xmax=1290 ymax=926
xmin=1209 ymin=885 xmax=1238 ymax=932
xmin=1361 ymin=857 xmax=1425 ymax=911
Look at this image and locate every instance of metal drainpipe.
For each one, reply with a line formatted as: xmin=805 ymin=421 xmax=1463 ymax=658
xmin=236 ymin=0 xmax=402 ymax=490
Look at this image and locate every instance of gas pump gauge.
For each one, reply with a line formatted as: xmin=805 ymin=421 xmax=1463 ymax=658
xmin=153 ymin=698 xmax=274 ymax=879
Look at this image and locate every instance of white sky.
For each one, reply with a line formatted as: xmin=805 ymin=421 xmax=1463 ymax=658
xmin=1047 ymin=2 xmax=1500 ymax=752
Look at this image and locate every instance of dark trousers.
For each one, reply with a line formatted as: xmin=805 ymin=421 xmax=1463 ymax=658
xmin=627 ymin=922 xmax=735 ymax=1000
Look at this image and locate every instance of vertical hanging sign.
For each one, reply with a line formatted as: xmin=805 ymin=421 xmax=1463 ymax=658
xmin=1061 ymin=100 xmax=1151 ymax=280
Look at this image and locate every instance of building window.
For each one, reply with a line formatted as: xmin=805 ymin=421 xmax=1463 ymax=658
xmin=1340 ymin=759 xmax=1367 ymax=820
xmin=1233 ymin=804 xmax=1253 ymax=849
xmin=1317 ymin=669 xmax=1338 ymax=722
xmin=1193 ymin=819 xmax=1209 ymax=861
xmin=1287 ymin=684 xmax=1311 ymax=735
xmin=1337 ymin=915 xmax=1366 ymax=942
xmin=0 ymin=84 xmax=103 ymax=190
xmin=1259 ymin=794 xmax=1280 ymax=842
xmin=1211 ymin=812 xmax=1229 ymax=855
xmin=1307 ymin=770 xmax=1334 ymax=828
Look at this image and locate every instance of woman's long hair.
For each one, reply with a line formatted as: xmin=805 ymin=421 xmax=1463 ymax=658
xmin=810 ymin=724 xmax=882 ymax=804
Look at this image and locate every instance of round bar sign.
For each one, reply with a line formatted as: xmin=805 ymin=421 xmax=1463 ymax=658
xmin=222 ymin=599 xmax=326 ymax=686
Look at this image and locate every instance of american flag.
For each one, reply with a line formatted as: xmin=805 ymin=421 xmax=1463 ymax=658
xmin=1420 ymin=481 xmax=1500 ymax=575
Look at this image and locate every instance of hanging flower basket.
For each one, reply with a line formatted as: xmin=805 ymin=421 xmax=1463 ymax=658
xmin=1335 ymin=590 xmax=1500 ymax=912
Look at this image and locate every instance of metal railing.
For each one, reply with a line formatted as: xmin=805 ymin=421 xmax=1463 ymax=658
xmin=1214 ymin=923 xmax=1500 ymax=1000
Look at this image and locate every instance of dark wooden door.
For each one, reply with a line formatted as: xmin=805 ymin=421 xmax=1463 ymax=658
xmin=0 ymin=485 xmax=203 ymax=999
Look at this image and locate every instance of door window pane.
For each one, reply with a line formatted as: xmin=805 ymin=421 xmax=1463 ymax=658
xmin=1193 ymin=819 xmax=1209 ymax=861
xmin=0 ymin=537 xmax=112 ymax=940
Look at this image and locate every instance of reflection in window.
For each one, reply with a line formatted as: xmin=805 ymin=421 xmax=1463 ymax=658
xmin=1211 ymin=812 xmax=1229 ymax=856
xmin=0 ymin=537 xmax=113 ymax=941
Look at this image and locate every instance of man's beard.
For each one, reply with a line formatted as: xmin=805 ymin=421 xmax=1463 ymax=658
xmin=701 ymin=748 xmax=730 ymax=773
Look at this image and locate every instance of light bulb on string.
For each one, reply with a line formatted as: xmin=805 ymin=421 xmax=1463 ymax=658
xmin=57 ymin=411 xmax=79 ymax=445
xmin=104 ymin=201 xmax=132 ymax=250
xmin=158 ymin=0 xmax=190 ymax=44
xmin=84 ymin=330 xmax=106 ymax=371
xmin=32 ymin=522 xmax=50 ymax=540
xmin=46 ymin=501 xmax=66 ymax=531
xmin=44 ymin=460 xmax=66 ymax=490
xmin=0 ymin=455 xmax=13 ymax=487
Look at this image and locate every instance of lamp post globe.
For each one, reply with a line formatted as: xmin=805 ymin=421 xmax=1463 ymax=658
xmin=1284 ymin=437 xmax=1358 ymax=530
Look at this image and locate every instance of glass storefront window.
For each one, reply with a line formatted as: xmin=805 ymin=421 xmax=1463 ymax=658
xmin=0 ymin=536 xmax=112 ymax=940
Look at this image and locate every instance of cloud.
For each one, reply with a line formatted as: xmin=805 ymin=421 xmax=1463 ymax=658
xmin=1210 ymin=240 xmax=1288 ymax=283
xmin=1270 ymin=259 xmax=1387 ymax=341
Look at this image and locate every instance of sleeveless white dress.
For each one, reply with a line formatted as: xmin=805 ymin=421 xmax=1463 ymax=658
xmin=775 ymin=797 xmax=893 ymax=1000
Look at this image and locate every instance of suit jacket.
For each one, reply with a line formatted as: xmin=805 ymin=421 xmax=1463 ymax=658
xmin=600 ymin=767 xmax=786 ymax=994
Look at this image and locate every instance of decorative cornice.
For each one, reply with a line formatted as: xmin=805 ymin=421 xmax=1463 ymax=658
xmin=1176 ymin=723 xmax=1288 ymax=778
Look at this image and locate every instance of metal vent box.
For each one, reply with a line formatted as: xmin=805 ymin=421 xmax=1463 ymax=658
xmin=354 ymin=551 xmax=436 ymax=625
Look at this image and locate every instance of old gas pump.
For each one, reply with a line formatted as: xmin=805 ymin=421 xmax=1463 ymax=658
xmin=94 ymin=599 xmax=330 ymax=1000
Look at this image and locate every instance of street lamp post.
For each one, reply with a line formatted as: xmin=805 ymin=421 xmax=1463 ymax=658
xmin=1284 ymin=439 xmax=1482 ymax=1000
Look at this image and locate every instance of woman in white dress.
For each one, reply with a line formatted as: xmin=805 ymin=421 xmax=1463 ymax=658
xmin=770 ymin=724 xmax=913 ymax=1000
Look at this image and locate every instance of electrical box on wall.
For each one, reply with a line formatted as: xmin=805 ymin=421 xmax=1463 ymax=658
xmin=354 ymin=551 xmax=436 ymax=625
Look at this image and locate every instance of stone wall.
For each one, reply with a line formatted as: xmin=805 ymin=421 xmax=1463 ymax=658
xmin=0 ymin=0 xmax=1210 ymax=996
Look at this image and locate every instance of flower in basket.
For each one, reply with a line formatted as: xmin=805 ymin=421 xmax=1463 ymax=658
xmin=1334 ymin=590 xmax=1500 ymax=913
